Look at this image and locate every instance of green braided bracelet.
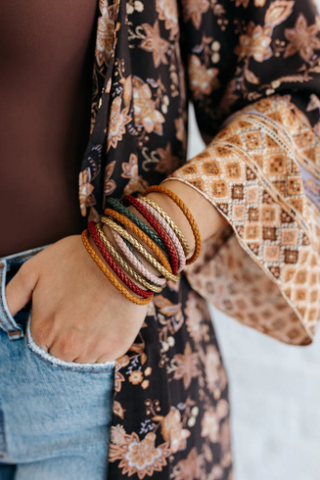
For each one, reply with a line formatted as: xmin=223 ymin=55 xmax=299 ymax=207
xmin=106 ymin=198 xmax=169 ymax=254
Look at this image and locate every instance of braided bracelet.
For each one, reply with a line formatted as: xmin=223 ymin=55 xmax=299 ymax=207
xmin=102 ymin=216 xmax=180 ymax=282
xmin=88 ymin=221 xmax=153 ymax=299
xmin=105 ymin=198 xmax=168 ymax=254
xmin=124 ymin=195 xmax=179 ymax=274
xmin=143 ymin=185 xmax=202 ymax=264
xmin=138 ymin=198 xmax=186 ymax=272
xmin=95 ymin=223 xmax=163 ymax=293
xmin=142 ymin=197 xmax=190 ymax=256
xmin=81 ymin=230 xmax=152 ymax=305
xmin=111 ymin=231 xmax=167 ymax=286
xmin=104 ymin=208 xmax=172 ymax=274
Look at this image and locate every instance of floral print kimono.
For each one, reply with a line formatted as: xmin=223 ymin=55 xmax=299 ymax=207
xmin=79 ymin=0 xmax=320 ymax=476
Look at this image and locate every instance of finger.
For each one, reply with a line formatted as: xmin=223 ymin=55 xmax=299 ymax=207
xmin=5 ymin=261 xmax=39 ymax=316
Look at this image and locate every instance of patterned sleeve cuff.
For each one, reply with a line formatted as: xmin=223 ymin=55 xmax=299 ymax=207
xmin=164 ymin=95 xmax=320 ymax=346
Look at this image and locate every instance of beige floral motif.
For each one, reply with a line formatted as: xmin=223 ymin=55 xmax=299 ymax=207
xmin=95 ymin=0 xmax=116 ymax=66
xmin=79 ymin=168 xmax=95 ymax=216
xmin=201 ymin=408 xmax=220 ymax=443
xmin=185 ymin=292 xmax=204 ymax=343
xmin=155 ymin=142 xmax=180 ymax=175
xmin=174 ymin=117 xmax=187 ymax=147
xmin=104 ymin=160 xmax=116 ymax=196
xmin=284 ymin=13 xmax=320 ymax=62
xmin=133 ymin=76 xmax=165 ymax=135
xmin=264 ymin=1 xmax=294 ymax=27
xmin=173 ymin=342 xmax=199 ymax=389
xmin=121 ymin=154 xmax=148 ymax=196
xmin=107 ymin=96 xmax=132 ymax=151
xmin=109 ymin=431 xmax=171 ymax=479
xmin=161 ymin=407 xmax=191 ymax=453
xmin=189 ymin=55 xmax=219 ymax=99
xmin=156 ymin=0 xmax=179 ymax=39
xmin=129 ymin=370 xmax=144 ymax=385
xmin=204 ymin=345 xmax=227 ymax=397
xmin=235 ymin=22 xmax=272 ymax=62
xmin=175 ymin=447 xmax=204 ymax=480
xmin=181 ymin=0 xmax=210 ymax=30
xmin=139 ymin=21 xmax=171 ymax=68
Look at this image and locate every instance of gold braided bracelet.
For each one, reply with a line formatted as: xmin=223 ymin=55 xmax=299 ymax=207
xmin=101 ymin=216 xmax=180 ymax=282
xmin=143 ymin=185 xmax=202 ymax=265
xmin=95 ymin=223 xmax=162 ymax=293
xmin=81 ymin=230 xmax=152 ymax=305
xmin=142 ymin=197 xmax=190 ymax=256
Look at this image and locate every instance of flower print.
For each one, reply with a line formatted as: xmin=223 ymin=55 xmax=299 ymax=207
xmin=129 ymin=370 xmax=144 ymax=385
xmin=264 ymin=1 xmax=294 ymax=27
xmin=79 ymin=168 xmax=96 ymax=217
xmin=110 ymin=425 xmax=127 ymax=446
xmin=133 ymin=76 xmax=165 ymax=135
xmin=284 ymin=13 xmax=320 ymax=62
xmin=155 ymin=142 xmax=180 ymax=175
xmin=122 ymin=153 xmax=138 ymax=179
xmin=161 ymin=407 xmax=191 ymax=453
xmin=109 ymin=431 xmax=171 ymax=479
xmin=114 ymin=371 xmax=125 ymax=392
xmin=185 ymin=292 xmax=204 ymax=343
xmin=121 ymin=154 xmax=149 ymax=196
xmin=201 ymin=408 xmax=220 ymax=443
xmin=113 ymin=401 xmax=126 ymax=420
xmin=204 ymin=345 xmax=227 ymax=397
xmin=145 ymin=367 xmax=152 ymax=376
xmin=156 ymin=0 xmax=179 ymax=39
xmin=220 ymin=419 xmax=231 ymax=453
xmin=104 ymin=160 xmax=117 ymax=197
xmin=173 ymin=342 xmax=199 ymax=389
xmin=107 ymin=96 xmax=132 ymax=151
xmin=153 ymin=295 xmax=184 ymax=333
xmin=175 ymin=447 xmax=204 ymax=480
xmin=188 ymin=55 xmax=220 ymax=99
xmin=95 ymin=0 xmax=116 ymax=66
xmin=216 ymin=399 xmax=229 ymax=419
xmin=174 ymin=117 xmax=187 ymax=146
xmin=235 ymin=22 xmax=273 ymax=62
xmin=181 ymin=0 xmax=210 ymax=30
xmin=141 ymin=379 xmax=150 ymax=389
xmin=139 ymin=21 xmax=171 ymax=68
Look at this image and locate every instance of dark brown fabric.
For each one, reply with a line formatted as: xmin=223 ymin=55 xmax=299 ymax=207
xmin=0 ymin=0 xmax=97 ymax=257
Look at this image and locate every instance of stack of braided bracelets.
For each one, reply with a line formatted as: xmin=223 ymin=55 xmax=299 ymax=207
xmin=81 ymin=186 xmax=202 ymax=305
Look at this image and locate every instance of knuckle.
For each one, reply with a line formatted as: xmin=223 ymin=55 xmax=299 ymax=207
xmin=31 ymin=320 xmax=52 ymax=347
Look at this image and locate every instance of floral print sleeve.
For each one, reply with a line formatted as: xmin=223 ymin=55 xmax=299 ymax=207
xmin=165 ymin=0 xmax=320 ymax=346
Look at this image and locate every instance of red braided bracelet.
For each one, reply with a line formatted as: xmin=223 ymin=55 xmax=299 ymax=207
xmin=124 ymin=195 xmax=179 ymax=274
xmin=88 ymin=221 xmax=153 ymax=299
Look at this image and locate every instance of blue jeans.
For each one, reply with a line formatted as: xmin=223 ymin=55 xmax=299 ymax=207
xmin=0 ymin=247 xmax=115 ymax=480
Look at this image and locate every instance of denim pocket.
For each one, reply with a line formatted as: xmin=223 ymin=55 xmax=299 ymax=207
xmin=26 ymin=316 xmax=116 ymax=373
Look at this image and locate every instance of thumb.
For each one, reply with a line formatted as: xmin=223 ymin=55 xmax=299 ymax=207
xmin=5 ymin=261 xmax=39 ymax=317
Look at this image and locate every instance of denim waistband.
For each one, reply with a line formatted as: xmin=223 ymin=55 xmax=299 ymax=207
xmin=0 ymin=245 xmax=49 ymax=340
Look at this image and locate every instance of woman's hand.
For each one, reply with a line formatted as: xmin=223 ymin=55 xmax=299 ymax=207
xmin=5 ymin=235 xmax=148 ymax=363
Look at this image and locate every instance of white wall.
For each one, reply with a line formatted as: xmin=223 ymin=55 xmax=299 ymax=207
xmin=188 ymin=104 xmax=320 ymax=480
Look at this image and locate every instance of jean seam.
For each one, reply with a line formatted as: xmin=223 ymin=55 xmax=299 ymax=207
xmin=0 ymin=264 xmax=21 ymax=334
xmin=27 ymin=348 xmax=115 ymax=373
xmin=0 ymin=410 xmax=7 ymax=457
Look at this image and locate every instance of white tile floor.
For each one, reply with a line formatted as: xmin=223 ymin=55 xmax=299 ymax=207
xmin=188 ymin=103 xmax=320 ymax=480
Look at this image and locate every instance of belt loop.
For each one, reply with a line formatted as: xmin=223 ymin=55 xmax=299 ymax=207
xmin=0 ymin=261 xmax=24 ymax=340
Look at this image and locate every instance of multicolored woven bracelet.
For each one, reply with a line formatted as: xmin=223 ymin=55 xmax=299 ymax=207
xmin=143 ymin=185 xmax=202 ymax=265
xmin=88 ymin=221 xmax=153 ymax=299
xmin=81 ymin=230 xmax=152 ymax=305
xmin=124 ymin=195 xmax=179 ymax=274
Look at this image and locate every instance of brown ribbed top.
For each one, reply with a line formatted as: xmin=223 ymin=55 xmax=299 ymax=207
xmin=0 ymin=0 xmax=97 ymax=257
